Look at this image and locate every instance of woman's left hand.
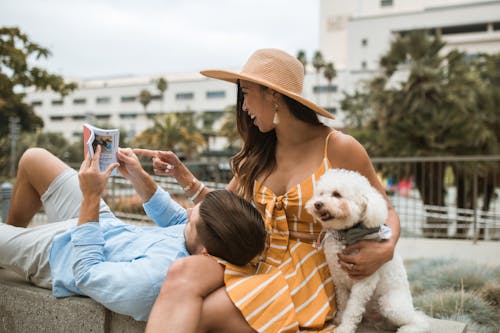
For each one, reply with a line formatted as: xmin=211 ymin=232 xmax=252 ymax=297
xmin=337 ymin=239 xmax=395 ymax=280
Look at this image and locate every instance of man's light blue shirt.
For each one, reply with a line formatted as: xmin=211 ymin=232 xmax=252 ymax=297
xmin=49 ymin=187 xmax=189 ymax=321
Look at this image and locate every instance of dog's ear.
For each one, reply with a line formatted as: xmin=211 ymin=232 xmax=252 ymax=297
xmin=360 ymin=189 xmax=388 ymax=227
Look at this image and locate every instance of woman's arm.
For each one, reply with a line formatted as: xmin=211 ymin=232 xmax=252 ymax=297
xmin=328 ymin=132 xmax=401 ymax=279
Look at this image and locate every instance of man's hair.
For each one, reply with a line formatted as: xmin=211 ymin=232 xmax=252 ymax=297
xmin=198 ymin=190 xmax=266 ymax=266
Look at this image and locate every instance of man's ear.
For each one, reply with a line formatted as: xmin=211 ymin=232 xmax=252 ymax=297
xmin=200 ymin=247 xmax=209 ymax=256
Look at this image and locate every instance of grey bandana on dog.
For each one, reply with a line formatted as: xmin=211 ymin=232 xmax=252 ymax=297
xmin=329 ymin=223 xmax=392 ymax=246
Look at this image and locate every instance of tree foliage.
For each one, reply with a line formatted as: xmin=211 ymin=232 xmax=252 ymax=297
xmin=341 ymin=31 xmax=500 ymax=157
xmin=138 ymin=89 xmax=152 ymax=112
xmin=0 ymin=26 xmax=77 ymax=177
xmin=132 ymin=112 xmax=205 ymax=160
xmin=340 ymin=31 xmax=500 ymax=233
xmin=296 ymin=50 xmax=307 ymax=73
xmin=218 ymin=104 xmax=240 ymax=150
xmin=0 ymin=26 xmax=77 ymax=137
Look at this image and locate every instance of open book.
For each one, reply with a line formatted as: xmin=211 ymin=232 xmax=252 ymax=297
xmin=83 ymin=124 xmax=120 ymax=176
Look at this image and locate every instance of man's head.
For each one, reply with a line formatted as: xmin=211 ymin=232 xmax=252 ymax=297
xmin=184 ymin=190 xmax=266 ymax=266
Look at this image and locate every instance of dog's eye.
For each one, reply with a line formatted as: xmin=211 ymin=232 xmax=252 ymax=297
xmin=331 ymin=191 xmax=342 ymax=198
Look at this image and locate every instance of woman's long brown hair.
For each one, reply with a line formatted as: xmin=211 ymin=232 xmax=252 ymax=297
xmin=231 ymin=81 xmax=322 ymax=200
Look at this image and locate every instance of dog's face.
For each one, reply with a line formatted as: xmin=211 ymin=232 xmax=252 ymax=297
xmin=305 ymin=169 xmax=388 ymax=230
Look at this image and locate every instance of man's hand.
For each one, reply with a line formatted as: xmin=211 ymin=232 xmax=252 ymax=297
xmin=78 ymin=145 xmax=118 ymax=225
xmin=337 ymin=239 xmax=395 ymax=280
xmin=117 ymin=148 xmax=144 ymax=180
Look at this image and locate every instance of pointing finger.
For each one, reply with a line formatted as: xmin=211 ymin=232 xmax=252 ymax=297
xmin=132 ymin=148 xmax=158 ymax=157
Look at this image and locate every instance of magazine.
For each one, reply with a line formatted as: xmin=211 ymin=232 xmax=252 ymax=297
xmin=83 ymin=123 xmax=120 ymax=176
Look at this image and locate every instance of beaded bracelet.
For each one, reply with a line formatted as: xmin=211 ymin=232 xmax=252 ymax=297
xmin=190 ymin=183 xmax=205 ymax=202
xmin=182 ymin=178 xmax=198 ymax=192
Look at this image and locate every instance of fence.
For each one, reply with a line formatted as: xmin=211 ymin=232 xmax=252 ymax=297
xmin=2 ymin=156 xmax=499 ymax=242
xmin=371 ymin=155 xmax=500 ymax=242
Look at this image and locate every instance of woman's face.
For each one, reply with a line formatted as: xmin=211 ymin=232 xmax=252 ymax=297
xmin=240 ymin=80 xmax=275 ymax=133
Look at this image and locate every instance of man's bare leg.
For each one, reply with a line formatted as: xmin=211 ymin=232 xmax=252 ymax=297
xmin=6 ymin=148 xmax=69 ymax=227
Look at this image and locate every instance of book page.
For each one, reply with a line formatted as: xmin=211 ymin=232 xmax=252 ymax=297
xmin=83 ymin=124 xmax=120 ymax=176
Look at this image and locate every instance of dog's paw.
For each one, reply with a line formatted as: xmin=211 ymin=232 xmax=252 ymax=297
xmin=334 ymin=323 xmax=357 ymax=333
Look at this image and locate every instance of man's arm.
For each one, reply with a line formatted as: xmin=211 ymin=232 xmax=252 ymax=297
xmin=70 ymin=222 xmax=187 ymax=320
xmin=117 ymin=148 xmax=187 ymax=227
xmin=78 ymin=145 xmax=118 ymax=226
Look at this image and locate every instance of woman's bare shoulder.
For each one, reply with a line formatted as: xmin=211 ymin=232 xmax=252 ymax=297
xmin=327 ymin=131 xmax=369 ymax=169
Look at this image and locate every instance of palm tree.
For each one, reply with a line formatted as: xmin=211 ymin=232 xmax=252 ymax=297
xmin=138 ymin=89 xmax=152 ymax=114
xmin=340 ymin=31 xmax=500 ymax=237
xmin=323 ymin=62 xmax=337 ymax=110
xmin=218 ymin=104 xmax=240 ymax=151
xmin=296 ymin=50 xmax=307 ymax=73
xmin=132 ymin=112 xmax=205 ymax=161
xmin=312 ymin=50 xmax=325 ymax=103
xmin=156 ymin=77 xmax=168 ymax=114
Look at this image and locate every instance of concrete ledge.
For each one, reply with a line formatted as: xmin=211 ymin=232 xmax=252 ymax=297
xmin=0 ymin=268 xmax=145 ymax=333
xmin=0 ymin=268 xmax=466 ymax=333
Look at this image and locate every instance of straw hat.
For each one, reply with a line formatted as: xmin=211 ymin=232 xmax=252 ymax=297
xmin=200 ymin=48 xmax=334 ymax=119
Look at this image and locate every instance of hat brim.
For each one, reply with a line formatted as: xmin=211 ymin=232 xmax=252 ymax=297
xmin=201 ymin=70 xmax=334 ymax=119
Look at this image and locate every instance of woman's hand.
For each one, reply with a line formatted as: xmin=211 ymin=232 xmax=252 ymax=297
xmin=132 ymin=149 xmax=180 ymax=177
xmin=337 ymin=239 xmax=395 ymax=280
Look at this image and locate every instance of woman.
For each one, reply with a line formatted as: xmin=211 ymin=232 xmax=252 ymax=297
xmin=142 ymin=49 xmax=400 ymax=332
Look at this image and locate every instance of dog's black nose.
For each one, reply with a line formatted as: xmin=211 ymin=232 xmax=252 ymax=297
xmin=314 ymin=202 xmax=323 ymax=210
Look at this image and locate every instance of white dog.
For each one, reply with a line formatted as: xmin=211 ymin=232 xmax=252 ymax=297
xmin=305 ymin=169 xmax=429 ymax=333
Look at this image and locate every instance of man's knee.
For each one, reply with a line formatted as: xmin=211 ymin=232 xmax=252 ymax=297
xmin=18 ymin=148 xmax=52 ymax=171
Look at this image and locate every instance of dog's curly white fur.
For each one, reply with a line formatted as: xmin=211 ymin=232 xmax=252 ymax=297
xmin=305 ymin=169 xmax=429 ymax=333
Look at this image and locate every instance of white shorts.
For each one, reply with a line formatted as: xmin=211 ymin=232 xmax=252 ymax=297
xmin=0 ymin=168 xmax=112 ymax=288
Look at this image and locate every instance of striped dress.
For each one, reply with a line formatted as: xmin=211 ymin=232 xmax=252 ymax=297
xmin=220 ymin=132 xmax=337 ymax=332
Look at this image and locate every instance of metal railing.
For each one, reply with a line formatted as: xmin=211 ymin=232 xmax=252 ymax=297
xmin=3 ymin=156 xmax=500 ymax=242
xmin=371 ymin=155 xmax=500 ymax=242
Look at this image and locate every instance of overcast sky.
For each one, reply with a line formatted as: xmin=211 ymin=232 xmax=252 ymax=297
xmin=1 ymin=0 xmax=320 ymax=79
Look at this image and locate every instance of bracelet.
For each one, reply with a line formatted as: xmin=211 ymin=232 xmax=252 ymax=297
xmin=182 ymin=178 xmax=198 ymax=192
xmin=190 ymin=183 xmax=205 ymax=202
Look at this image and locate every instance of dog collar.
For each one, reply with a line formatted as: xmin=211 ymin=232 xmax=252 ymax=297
xmin=327 ymin=223 xmax=392 ymax=246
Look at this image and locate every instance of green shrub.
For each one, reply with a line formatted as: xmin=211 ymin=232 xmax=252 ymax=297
xmin=407 ymin=258 xmax=500 ymax=333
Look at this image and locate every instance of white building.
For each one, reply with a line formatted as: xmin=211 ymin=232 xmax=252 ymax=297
xmin=25 ymin=0 xmax=500 ymax=144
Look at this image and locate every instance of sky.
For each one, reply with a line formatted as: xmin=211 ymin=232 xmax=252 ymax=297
xmin=1 ymin=0 xmax=320 ymax=79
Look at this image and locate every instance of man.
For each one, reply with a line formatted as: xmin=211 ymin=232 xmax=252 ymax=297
xmin=0 ymin=146 xmax=265 ymax=321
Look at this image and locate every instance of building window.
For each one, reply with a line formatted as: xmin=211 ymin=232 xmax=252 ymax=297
xmin=96 ymin=97 xmax=111 ymax=104
xmin=380 ymin=0 xmax=393 ymax=7
xmin=361 ymin=61 xmax=367 ymax=69
xmin=441 ymin=23 xmax=487 ymax=35
xmin=31 ymin=100 xmax=43 ymax=106
xmin=325 ymin=107 xmax=337 ymax=115
xmin=313 ymin=85 xmax=338 ymax=93
xmin=73 ymin=98 xmax=86 ymax=105
xmin=494 ymin=22 xmax=500 ymax=31
xmin=175 ymin=92 xmax=194 ymax=100
xmin=50 ymin=116 xmax=65 ymax=121
xmin=51 ymin=100 xmax=63 ymax=106
xmin=206 ymin=91 xmax=226 ymax=99
xmin=120 ymin=113 xmax=138 ymax=119
xmin=71 ymin=115 xmax=86 ymax=120
xmin=121 ymin=96 xmax=136 ymax=103
xmin=95 ymin=114 xmax=111 ymax=120
xmin=361 ymin=38 xmax=368 ymax=47
xmin=151 ymin=95 xmax=163 ymax=101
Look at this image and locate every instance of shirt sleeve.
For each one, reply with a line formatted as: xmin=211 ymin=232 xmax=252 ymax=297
xmin=70 ymin=223 xmax=181 ymax=321
xmin=143 ymin=186 xmax=187 ymax=227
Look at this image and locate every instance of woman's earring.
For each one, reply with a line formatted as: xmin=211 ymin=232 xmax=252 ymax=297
xmin=273 ymin=103 xmax=280 ymax=125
